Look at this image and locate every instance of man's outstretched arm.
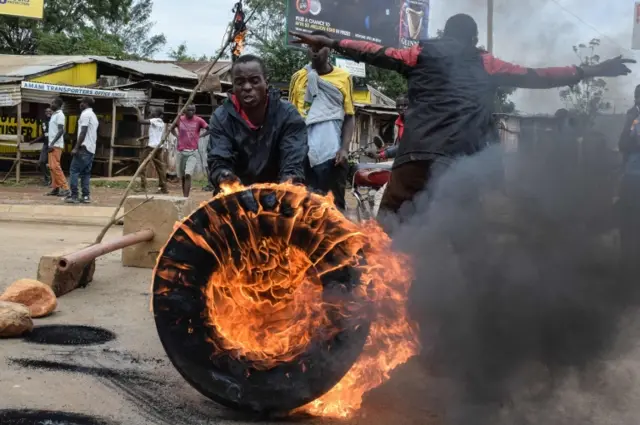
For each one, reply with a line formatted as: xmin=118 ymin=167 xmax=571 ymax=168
xmin=289 ymin=31 xmax=420 ymax=74
xmin=484 ymin=53 xmax=635 ymax=89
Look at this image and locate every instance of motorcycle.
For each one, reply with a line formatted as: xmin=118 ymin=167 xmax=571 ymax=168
xmin=349 ymin=137 xmax=393 ymax=222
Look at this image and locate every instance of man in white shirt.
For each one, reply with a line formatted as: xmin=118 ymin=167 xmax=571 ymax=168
xmin=135 ymin=106 xmax=168 ymax=193
xmin=46 ymin=97 xmax=70 ymax=197
xmin=65 ymin=96 xmax=98 ymax=204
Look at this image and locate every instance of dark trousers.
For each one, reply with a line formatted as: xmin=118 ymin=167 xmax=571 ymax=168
xmin=308 ymin=158 xmax=348 ymax=211
xmin=69 ymin=147 xmax=94 ymax=198
xmin=38 ymin=143 xmax=50 ymax=184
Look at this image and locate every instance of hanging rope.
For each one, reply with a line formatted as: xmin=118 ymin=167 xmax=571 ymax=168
xmin=230 ymin=1 xmax=248 ymax=62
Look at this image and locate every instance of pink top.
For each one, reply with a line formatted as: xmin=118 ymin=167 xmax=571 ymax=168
xmin=177 ymin=115 xmax=208 ymax=151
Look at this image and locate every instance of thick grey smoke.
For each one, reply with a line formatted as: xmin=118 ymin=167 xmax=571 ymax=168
xmin=429 ymin=0 xmax=636 ymax=113
xmin=390 ymin=136 xmax=640 ymax=424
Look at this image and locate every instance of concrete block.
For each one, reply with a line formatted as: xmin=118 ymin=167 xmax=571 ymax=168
xmin=37 ymin=244 xmax=96 ymax=297
xmin=122 ymin=195 xmax=197 ymax=269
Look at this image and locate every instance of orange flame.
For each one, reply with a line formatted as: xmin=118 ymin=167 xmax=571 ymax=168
xmin=233 ymin=30 xmax=247 ymax=57
xmin=166 ymin=182 xmax=419 ymax=418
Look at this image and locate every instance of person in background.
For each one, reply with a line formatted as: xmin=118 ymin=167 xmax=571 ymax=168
xmin=46 ymin=97 xmax=70 ymax=197
xmin=208 ymin=55 xmax=307 ymax=191
xmin=368 ymin=94 xmax=408 ymax=161
xmin=618 ymin=85 xmax=640 ymax=275
xmin=135 ymin=106 xmax=169 ymax=194
xmin=29 ymin=107 xmax=52 ymax=186
xmin=619 ymin=85 xmax=640 ymax=164
xmin=289 ymin=30 xmax=355 ymax=212
xmin=65 ymin=97 xmax=98 ymax=204
xmin=171 ymin=104 xmax=210 ymax=197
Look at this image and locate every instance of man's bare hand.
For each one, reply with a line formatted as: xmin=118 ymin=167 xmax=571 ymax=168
xmin=584 ymin=56 xmax=636 ymax=78
xmin=289 ymin=31 xmax=336 ymax=49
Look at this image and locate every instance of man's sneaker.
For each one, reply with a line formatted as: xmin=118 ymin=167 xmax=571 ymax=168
xmin=45 ymin=188 xmax=60 ymax=196
xmin=64 ymin=196 xmax=80 ymax=204
xmin=80 ymin=195 xmax=91 ymax=204
xmin=58 ymin=189 xmax=71 ymax=197
xmin=157 ymin=188 xmax=169 ymax=194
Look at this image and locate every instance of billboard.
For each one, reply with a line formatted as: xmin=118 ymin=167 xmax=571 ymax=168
xmin=0 ymin=0 xmax=44 ymax=19
xmin=287 ymin=0 xmax=429 ymax=49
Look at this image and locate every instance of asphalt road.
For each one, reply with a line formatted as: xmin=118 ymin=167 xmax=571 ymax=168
xmin=0 ymin=222 xmax=435 ymax=425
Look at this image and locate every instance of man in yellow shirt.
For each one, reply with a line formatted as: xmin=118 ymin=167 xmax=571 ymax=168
xmin=289 ymin=30 xmax=355 ymax=212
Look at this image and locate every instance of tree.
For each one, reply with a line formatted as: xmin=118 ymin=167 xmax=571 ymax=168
xmin=96 ymin=0 xmax=167 ymax=59
xmin=168 ymin=42 xmax=216 ymax=62
xmin=559 ymin=38 xmax=610 ymax=124
xmin=0 ymin=0 xmax=165 ymax=58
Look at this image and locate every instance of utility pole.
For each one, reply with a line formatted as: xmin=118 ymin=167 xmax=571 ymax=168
xmin=487 ymin=0 xmax=494 ymax=52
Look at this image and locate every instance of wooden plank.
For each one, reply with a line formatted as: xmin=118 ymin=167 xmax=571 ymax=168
xmin=108 ymin=100 xmax=116 ymax=177
xmin=0 ymin=134 xmax=23 ymax=142
xmin=16 ymin=103 xmax=21 ymax=183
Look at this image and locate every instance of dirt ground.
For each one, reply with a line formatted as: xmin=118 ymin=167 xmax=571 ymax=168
xmin=0 ymin=179 xmax=213 ymax=207
xmin=0 ymin=222 xmax=435 ymax=425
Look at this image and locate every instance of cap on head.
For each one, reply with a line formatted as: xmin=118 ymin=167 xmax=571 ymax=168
xmin=443 ymin=13 xmax=479 ymax=45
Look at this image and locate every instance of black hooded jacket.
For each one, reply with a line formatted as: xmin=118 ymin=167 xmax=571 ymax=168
xmin=334 ymin=37 xmax=583 ymax=167
xmin=207 ymin=90 xmax=308 ymax=189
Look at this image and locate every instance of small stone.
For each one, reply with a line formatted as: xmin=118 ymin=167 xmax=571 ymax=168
xmin=0 ymin=279 xmax=57 ymax=318
xmin=0 ymin=301 xmax=33 ymax=337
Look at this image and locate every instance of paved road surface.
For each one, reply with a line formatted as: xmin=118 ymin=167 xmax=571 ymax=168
xmin=0 ymin=222 xmax=435 ymax=425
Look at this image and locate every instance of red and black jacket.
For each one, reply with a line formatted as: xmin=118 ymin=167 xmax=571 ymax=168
xmin=334 ymin=37 xmax=584 ymax=166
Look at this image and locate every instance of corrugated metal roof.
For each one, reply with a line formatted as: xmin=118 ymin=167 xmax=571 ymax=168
xmin=0 ymin=55 xmax=198 ymax=81
xmin=0 ymin=55 xmax=93 ymax=78
xmin=91 ymin=56 xmax=197 ymax=80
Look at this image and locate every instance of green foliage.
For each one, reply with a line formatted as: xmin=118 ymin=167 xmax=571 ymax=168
xmin=355 ymin=68 xmax=407 ymax=100
xmin=559 ymin=38 xmax=610 ymax=124
xmin=0 ymin=0 xmax=165 ymax=58
xmin=168 ymin=42 xmax=217 ymax=62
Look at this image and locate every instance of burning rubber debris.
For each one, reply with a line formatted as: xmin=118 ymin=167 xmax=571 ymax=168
xmin=153 ymin=182 xmax=419 ymax=418
xmin=24 ymin=325 xmax=116 ymax=346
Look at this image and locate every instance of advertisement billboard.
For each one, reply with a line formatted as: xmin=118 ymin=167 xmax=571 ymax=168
xmin=0 ymin=0 xmax=44 ymax=19
xmin=287 ymin=0 xmax=429 ymax=49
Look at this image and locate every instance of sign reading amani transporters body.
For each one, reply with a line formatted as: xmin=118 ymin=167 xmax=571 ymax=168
xmin=20 ymin=81 xmax=128 ymax=98
xmin=0 ymin=0 xmax=44 ymax=19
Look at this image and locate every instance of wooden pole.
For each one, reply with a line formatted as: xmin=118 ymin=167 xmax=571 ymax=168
xmin=16 ymin=103 xmax=22 ymax=183
xmin=487 ymin=0 xmax=494 ymax=52
xmin=108 ymin=99 xmax=116 ymax=177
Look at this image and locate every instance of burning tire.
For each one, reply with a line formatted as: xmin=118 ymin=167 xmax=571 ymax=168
xmin=152 ymin=184 xmax=374 ymax=413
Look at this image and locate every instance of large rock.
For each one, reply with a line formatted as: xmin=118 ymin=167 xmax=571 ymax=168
xmin=0 ymin=279 xmax=57 ymax=318
xmin=0 ymin=301 xmax=33 ymax=337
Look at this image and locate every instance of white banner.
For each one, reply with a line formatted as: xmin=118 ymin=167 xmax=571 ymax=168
xmin=20 ymin=81 xmax=128 ymax=98
xmin=632 ymin=2 xmax=640 ymax=50
xmin=335 ymin=57 xmax=366 ymax=78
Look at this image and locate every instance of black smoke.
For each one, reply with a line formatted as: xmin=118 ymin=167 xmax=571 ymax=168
xmin=390 ymin=132 xmax=640 ymax=424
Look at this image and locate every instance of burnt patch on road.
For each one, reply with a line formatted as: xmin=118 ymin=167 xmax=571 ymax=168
xmin=0 ymin=409 xmax=112 ymax=425
xmin=24 ymin=325 xmax=116 ymax=346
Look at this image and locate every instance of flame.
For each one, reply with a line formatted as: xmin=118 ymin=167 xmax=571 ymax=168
xmin=233 ymin=30 xmax=247 ymax=57
xmin=160 ymin=182 xmax=419 ymax=418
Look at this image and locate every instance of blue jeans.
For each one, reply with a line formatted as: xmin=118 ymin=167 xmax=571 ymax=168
xmin=69 ymin=147 xmax=94 ymax=198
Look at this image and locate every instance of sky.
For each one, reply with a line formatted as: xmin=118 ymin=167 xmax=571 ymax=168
xmin=151 ymin=0 xmax=636 ymax=113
